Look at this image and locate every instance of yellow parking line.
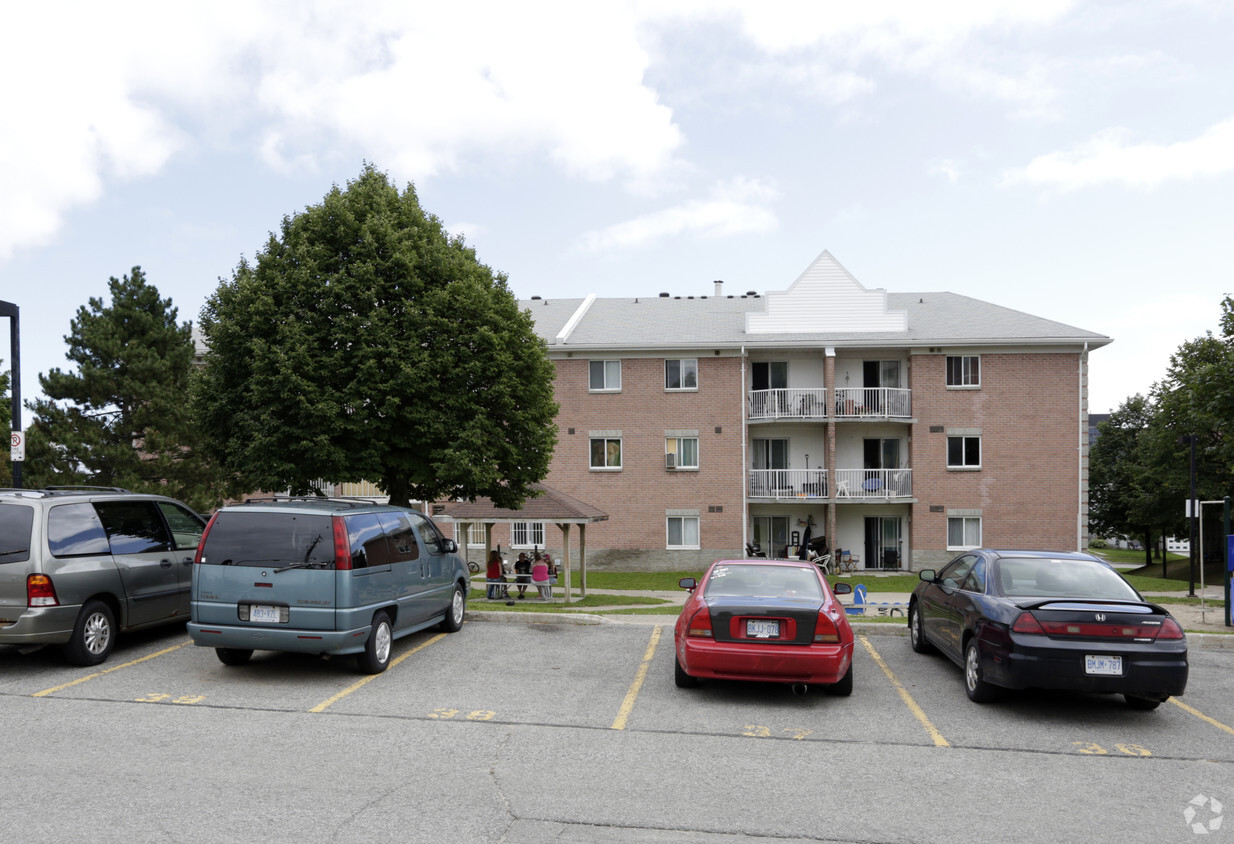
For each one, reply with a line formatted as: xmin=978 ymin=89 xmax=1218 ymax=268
xmin=611 ymin=625 xmax=662 ymax=730
xmin=1169 ymin=697 xmax=1234 ymax=736
xmin=859 ymin=635 xmax=950 ymax=747
xmin=32 ymin=641 xmax=192 ymax=698
xmin=309 ymin=633 xmax=446 ymax=713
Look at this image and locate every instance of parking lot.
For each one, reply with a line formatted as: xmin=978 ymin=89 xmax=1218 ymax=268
xmin=3 ymin=615 xmax=1234 ymax=842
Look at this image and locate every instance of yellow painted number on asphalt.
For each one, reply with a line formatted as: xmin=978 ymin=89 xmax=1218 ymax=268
xmin=135 ymin=693 xmax=204 ymax=704
xmin=430 ymin=708 xmax=496 ymax=721
xmin=742 ymin=725 xmax=812 ymax=740
xmin=1072 ymin=741 xmax=1151 ymax=757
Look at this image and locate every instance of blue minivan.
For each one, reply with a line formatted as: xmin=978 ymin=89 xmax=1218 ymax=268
xmin=188 ymin=498 xmax=468 ymax=672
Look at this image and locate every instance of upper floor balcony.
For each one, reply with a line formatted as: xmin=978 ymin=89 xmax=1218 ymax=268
xmin=748 ymin=468 xmax=912 ymax=501
xmin=748 ymin=387 xmax=911 ymax=422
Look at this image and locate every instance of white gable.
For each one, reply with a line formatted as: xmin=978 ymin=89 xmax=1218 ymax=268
xmin=746 ymin=251 xmax=908 ymax=334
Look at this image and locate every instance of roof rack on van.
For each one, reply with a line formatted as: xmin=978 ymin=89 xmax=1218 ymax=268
xmin=240 ymin=496 xmax=375 ymax=508
xmin=41 ymin=485 xmax=132 ymax=495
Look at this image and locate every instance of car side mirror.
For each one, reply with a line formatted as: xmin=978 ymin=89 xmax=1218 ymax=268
xmin=679 ymin=577 xmax=697 ymax=592
xmin=918 ymin=569 xmax=936 ymax=583
xmin=832 ymin=582 xmax=852 ymax=595
xmin=440 ymin=538 xmax=458 ymax=554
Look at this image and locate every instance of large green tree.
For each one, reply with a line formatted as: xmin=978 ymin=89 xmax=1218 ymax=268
xmin=24 ymin=268 xmax=222 ymax=511
xmin=194 ymin=165 xmax=558 ymax=508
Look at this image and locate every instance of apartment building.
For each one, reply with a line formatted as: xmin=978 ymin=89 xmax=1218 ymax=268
xmin=510 ymin=251 xmax=1110 ymax=573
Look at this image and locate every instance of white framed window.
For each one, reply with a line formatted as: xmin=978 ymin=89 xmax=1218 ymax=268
xmin=667 ymin=515 xmax=700 ymax=549
xmin=947 ymin=435 xmax=981 ymax=469
xmin=589 ymin=360 xmax=621 ymax=391
xmin=947 ymin=516 xmax=982 ymax=550
xmin=946 ymin=355 xmax=980 ymax=388
xmin=454 ymin=523 xmax=485 ymax=548
xmin=590 ymin=436 xmax=622 ymax=470
xmin=512 ymin=522 xmax=545 ymax=548
xmin=665 ymin=436 xmax=699 ymax=470
xmin=665 ymin=359 xmax=698 ymax=391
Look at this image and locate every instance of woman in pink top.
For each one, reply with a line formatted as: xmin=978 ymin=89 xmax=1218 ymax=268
xmin=531 ymin=555 xmax=551 ymax=599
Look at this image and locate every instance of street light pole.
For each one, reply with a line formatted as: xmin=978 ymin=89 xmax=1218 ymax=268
xmin=0 ymin=300 xmax=19 ymax=489
xmin=1179 ymin=434 xmax=1198 ymax=597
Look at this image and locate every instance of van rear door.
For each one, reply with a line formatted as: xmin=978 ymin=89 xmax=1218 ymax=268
xmin=193 ymin=510 xmax=337 ymax=630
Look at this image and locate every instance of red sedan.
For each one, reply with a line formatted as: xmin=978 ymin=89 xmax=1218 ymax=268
xmin=674 ymin=559 xmax=855 ymax=695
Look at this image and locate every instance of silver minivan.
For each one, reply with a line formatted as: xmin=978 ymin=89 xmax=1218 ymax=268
xmin=188 ymin=498 xmax=469 ymax=673
xmin=0 ymin=487 xmax=206 ymax=665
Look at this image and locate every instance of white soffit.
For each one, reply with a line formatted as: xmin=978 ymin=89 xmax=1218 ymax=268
xmin=746 ymin=251 xmax=908 ymax=334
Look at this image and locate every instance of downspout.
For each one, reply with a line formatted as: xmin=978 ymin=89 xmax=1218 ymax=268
xmin=741 ymin=346 xmax=749 ymax=553
xmin=1078 ymin=342 xmax=1088 ymax=551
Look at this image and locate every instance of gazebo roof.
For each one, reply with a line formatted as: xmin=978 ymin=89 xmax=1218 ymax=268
xmin=432 ymin=483 xmax=608 ymax=525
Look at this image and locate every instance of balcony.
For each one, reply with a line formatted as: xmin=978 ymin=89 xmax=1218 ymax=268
xmin=748 ymin=388 xmax=827 ymax=421
xmin=748 ymin=469 xmax=829 ymax=500
xmin=833 ymin=387 xmax=911 ymax=419
xmin=832 ymin=468 xmax=912 ymax=500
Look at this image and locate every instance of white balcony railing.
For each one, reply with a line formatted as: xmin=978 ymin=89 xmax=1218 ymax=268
xmin=833 ymin=387 xmax=912 ymax=419
xmin=832 ymin=468 xmax=912 ymax=499
xmin=748 ymin=388 xmax=827 ymax=420
xmin=748 ymin=469 xmax=829 ymax=499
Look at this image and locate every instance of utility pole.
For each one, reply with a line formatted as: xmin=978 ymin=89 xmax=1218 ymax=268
xmin=0 ymin=301 xmax=19 ymax=489
xmin=1179 ymin=434 xmax=1198 ymax=597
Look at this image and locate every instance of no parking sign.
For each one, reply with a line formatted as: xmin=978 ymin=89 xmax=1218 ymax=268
xmin=10 ymin=430 xmax=23 ymax=461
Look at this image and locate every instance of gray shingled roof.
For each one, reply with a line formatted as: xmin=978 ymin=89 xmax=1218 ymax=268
xmin=434 ymin=483 xmax=608 ymax=524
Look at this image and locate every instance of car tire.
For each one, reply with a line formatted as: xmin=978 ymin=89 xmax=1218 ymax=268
xmin=908 ymin=603 xmax=933 ymax=654
xmin=357 ymin=611 xmax=393 ymax=674
xmin=674 ymin=656 xmax=699 ymax=688
xmin=215 ymin=648 xmax=253 ymax=666
xmin=1125 ymin=694 xmax=1164 ymax=711
xmin=825 ymin=662 xmax=853 ymax=696
xmin=964 ymin=639 xmax=998 ymax=703
xmin=439 ymin=583 xmax=466 ymax=633
xmin=64 ymin=599 xmax=116 ymax=666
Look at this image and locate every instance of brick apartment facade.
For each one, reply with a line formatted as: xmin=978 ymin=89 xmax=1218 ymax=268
xmin=456 ymin=251 xmax=1110 ymax=572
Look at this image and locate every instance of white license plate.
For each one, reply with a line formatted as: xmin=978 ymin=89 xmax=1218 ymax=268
xmin=250 ymin=604 xmax=280 ymax=623
xmin=1085 ymin=654 xmax=1123 ymax=676
xmin=747 ymin=619 xmax=780 ymax=639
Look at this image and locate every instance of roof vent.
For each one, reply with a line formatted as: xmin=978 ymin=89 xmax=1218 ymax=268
xmin=659 ymin=292 xmax=670 ymax=297
xmin=714 ymin=279 xmax=724 ymax=296
xmin=746 ymin=291 xmax=757 ymax=296
xmin=530 ymin=295 xmax=541 ymax=300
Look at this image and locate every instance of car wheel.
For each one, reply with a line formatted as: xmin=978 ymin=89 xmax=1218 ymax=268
xmin=64 ymin=599 xmax=116 ymax=666
xmin=964 ymin=639 xmax=998 ymax=703
xmin=1125 ymin=695 xmax=1164 ymax=711
xmin=357 ymin=612 xmax=393 ymax=674
xmin=439 ymin=583 xmax=466 ymax=632
xmin=825 ymin=662 xmax=853 ymax=696
xmin=215 ymin=648 xmax=253 ymax=666
xmin=675 ymin=656 xmax=699 ymax=688
xmin=908 ymin=603 xmax=933 ymax=654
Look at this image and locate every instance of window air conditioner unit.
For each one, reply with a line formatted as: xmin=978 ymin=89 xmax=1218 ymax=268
xmin=666 ymin=453 xmax=677 ymax=469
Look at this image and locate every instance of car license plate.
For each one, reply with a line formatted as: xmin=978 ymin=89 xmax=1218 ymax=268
xmin=1085 ymin=654 xmax=1123 ymax=676
xmin=250 ymin=604 xmax=280 ymax=623
xmin=747 ymin=619 xmax=779 ymax=639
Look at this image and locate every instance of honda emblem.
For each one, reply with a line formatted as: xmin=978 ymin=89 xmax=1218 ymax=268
xmin=1094 ymin=613 xmax=1107 ymax=622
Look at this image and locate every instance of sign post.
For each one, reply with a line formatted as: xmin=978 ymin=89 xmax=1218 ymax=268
xmin=0 ymin=301 xmax=19 ymax=489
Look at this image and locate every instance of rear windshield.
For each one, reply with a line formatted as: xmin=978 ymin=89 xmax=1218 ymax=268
xmin=199 ymin=511 xmax=335 ymax=567
xmin=0 ymin=505 xmax=34 ymax=563
xmin=704 ymin=563 xmax=823 ymax=600
xmin=996 ymin=558 xmax=1141 ymax=601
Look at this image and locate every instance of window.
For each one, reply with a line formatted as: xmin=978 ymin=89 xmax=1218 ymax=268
xmin=665 ymin=436 xmax=699 ymax=469
xmin=665 ymin=359 xmax=698 ymax=390
xmin=667 ymin=516 xmax=700 ymax=549
xmin=589 ymin=360 xmax=621 ymax=391
xmin=512 ymin=521 xmax=545 ymax=548
xmin=948 ymin=516 xmax=981 ymax=550
xmin=946 ymin=355 xmax=980 ymax=387
xmin=947 ymin=436 xmax=981 ymax=468
xmin=460 ymin=524 xmax=485 ymax=548
xmin=590 ymin=437 xmax=622 ymax=469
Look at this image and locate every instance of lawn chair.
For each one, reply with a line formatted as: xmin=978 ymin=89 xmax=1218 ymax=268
xmin=844 ymin=583 xmax=869 ymax=616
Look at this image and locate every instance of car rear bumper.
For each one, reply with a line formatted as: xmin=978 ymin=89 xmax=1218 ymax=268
xmin=187 ymin=621 xmax=372 ymax=656
xmin=985 ymin=634 xmax=1188 ymax=698
xmin=679 ymin=637 xmax=853 ymax=685
xmin=0 ymin=605 xmax=80 ymax=645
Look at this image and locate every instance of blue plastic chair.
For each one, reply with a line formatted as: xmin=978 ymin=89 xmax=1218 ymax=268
xmin=845 ymin=583 xmax=868 ymax=616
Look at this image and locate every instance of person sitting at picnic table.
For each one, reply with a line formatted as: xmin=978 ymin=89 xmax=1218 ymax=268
xmin=514 ymin=551 xmax=532 ymax=599
xmin=531 ymin=554 xmax=551 ymax=599
xmin=486 ymin=549 xmax=507 ymax=599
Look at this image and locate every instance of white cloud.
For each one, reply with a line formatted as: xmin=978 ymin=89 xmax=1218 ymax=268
xmin=1002 ymin=117 xmax=1234 ymax=192
xmin=576 ymin=177 xmax=779 ymax=253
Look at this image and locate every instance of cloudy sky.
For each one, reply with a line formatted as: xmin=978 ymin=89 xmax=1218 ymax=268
xmin=2 ymin=0 xmax=1231 ymax=418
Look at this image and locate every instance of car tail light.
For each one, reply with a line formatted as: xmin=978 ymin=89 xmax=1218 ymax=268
xmin=193 ymin=512 xmax=220 ymax=564
xmin=1157 ymin=617 xmax=1185 ymax=640
xmin=332 ymin=516 xmax=352 ymax=570
xmin=686 ymin=605 xmax=713 ymax=638
xmin=27 ymin=574 xmax=59 ymax=607
xmin=1012 ymin=612 xmax=1046 ymax=634
xmin=1013 ymin=610 xmax=1182 ymax=640
xmin=813 ymin=611 xmax=841 ymax=643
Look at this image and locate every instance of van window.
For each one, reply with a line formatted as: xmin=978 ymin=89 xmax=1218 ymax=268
xmin=407 ymin=511 xmax=446 ymax=552
xmin=0 ymin=505 xmax=34 ymax=563
xmin=378 ymin=512 xmax=420 ymax=563
xmin=345 ymin=513 xmax=390 ymax=569
xmin=198 ymin=511 xmax=335 ymax=567
xmin=158 ymin=501 xmax=205 ymax=551
xmin=95 ymin=501 xmax=172 ymax=554
xmin=48 ymin=503 xmax=111 ymax=557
